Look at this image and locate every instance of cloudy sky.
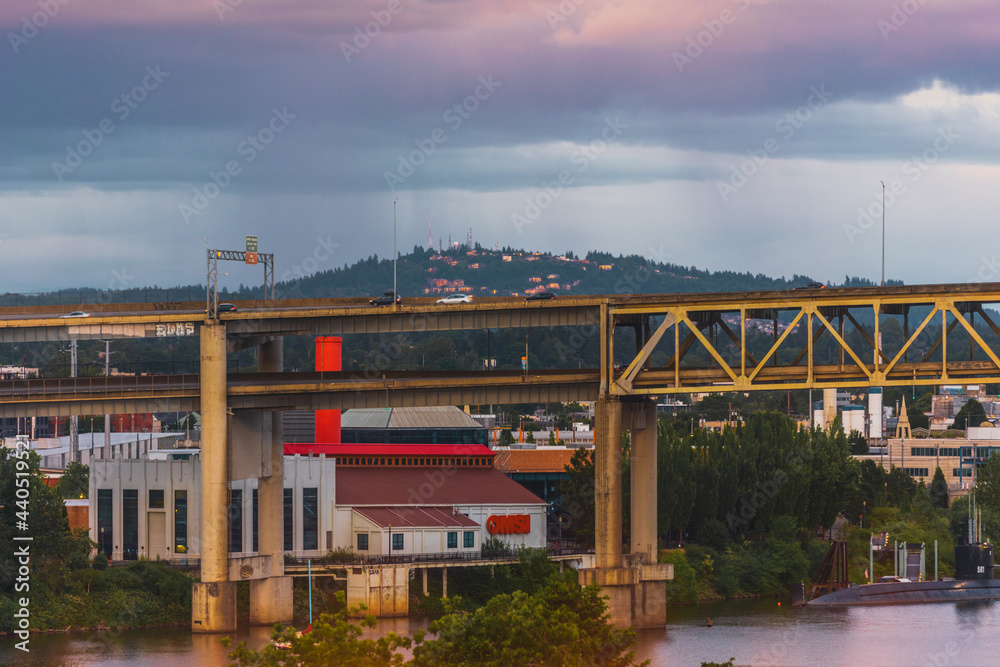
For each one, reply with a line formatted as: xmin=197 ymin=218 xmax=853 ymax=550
xmin=3 ymin=0 xmax=999 ymax=293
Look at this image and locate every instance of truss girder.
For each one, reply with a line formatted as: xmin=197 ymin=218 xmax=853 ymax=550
xmin=609 ymin=292 xmax=1000 ymax=394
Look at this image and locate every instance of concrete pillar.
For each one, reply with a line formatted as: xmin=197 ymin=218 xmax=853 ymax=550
xmin=442 ymin=567 xmax=447 ymax=598
xmin=251 ymin=337 xmax=293 ymax=625
xmin=192 ymin=323 xmax=236 ymax=633
xmin=595 ymin=395 xmax=623 ymax=569
xmin=422 ymin=568 xmax=428 ymax=596
xmin=630 ymin=399 xmax=658 ymax=564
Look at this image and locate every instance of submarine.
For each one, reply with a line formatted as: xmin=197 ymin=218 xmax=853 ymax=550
xmin=807 ymin=542 xmax=1000 ymax=606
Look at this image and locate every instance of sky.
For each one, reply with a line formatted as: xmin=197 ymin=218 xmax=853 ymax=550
xmin=2 ymin=0 xmax=1000 ymax=294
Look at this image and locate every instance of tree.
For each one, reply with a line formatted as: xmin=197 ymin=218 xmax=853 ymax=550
xmin=953 ymin=399 xmax=988 ymax=431
xmin=930 ymin=467 xmax=950 ymax=509
xmin=498 ymin=428 xmax=514 ymax=447
xmin=560 ymin=448 xmax=596 ymax=546
xmin=56 ymin=462 xmax=89 ymax=499
xmin=410 ymin=575 xmax=646 ymax=667
xmin=224 ymin=592 xmax=412 ymax=667
xmin=525 ymin=429 xmax=536 ymax=444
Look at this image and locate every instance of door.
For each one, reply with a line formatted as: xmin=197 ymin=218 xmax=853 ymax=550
xmin=147 ymin=512 xmax=166 ymax=560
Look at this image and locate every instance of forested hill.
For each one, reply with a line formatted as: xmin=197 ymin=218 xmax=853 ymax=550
xmin=228 ymin=245 xmax=884 ymax=300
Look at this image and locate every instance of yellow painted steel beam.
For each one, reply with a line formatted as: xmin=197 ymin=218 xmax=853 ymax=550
xmin=747 ymin=310 xmax=805 ymax=382
xmin=950 ymin=305 xmax=1000 ymax=370
xmin=679 ymin=314 xmax=738 ymax=383
xmin=615 ymin=312 xmax=676 ymax=394
xmin=812 ymin=310 xmax=872 ymax=381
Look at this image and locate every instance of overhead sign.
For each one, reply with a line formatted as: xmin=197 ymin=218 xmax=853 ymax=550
xmin=486 ymin=514 xmax=531 ymax=535
xmin=246 ymin=235 xmax=258 ymax=252
xmin=245 ymin=252 xmax=258 ymax=265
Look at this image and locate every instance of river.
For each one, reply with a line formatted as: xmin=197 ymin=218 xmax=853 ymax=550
xmin=2 ymin=598 xmax=997 ymax=665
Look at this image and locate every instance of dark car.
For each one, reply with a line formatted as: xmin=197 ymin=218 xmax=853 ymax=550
xmin=369 ymin=291 xmax=401 ymax=306
xmin=793 ymin=282 xmax=825 ymax=290
xmin=526 ymin=291 xmax=556 ymax=301
xmin=217 ymin=303 xmax=237 ymax=312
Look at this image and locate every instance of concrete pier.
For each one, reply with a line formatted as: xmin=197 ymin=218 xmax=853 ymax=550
xmin=192 ymin=323 xmax=236 ymax=633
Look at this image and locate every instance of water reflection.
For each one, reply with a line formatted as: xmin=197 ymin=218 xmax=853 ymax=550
xmin=5 ymin=600 xmax=1000 ymax=666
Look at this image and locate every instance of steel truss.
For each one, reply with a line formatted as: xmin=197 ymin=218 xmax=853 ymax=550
xmin=607 ymin=290 xmax=1000 ymax=395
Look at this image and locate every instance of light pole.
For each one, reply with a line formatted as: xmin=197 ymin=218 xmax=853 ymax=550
xmin=880 ymin=180 xmax=885 ymax=287
xmin=393 ymin=198 xmax=399 ymax=310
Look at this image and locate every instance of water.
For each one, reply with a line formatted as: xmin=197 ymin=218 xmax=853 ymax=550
xmin=2 ymin=600 xmax=998 ymax=666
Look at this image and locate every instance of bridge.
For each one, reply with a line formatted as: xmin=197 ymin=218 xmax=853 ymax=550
xmin=7 ymin=282 xmax=1000 ymax=630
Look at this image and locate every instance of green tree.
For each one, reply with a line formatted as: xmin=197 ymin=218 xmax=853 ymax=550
xmin=953 ymin=399 xmax=988 ymax=431
xmin=224 ymin=592 xmax=411 ymax=666
xmin=560 ymin=448 xmax=596 ymax=546
xmin=525 ymin=429 xmax=536 ymax=444
xmin=56 ymin=462 xmax=89 ymax=499
xmin=498 ymin=428 xmax=514 ymax=447
xmin=411 ymin=575 xmax=646 ymax=667
xmin=929 ymin=467 xmax=950 ymax=509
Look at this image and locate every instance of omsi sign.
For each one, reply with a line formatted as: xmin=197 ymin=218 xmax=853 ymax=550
xmin=486 ymin=514 xmax=530 ymax=535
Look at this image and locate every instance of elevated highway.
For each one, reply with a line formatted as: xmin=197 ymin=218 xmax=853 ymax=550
xmin=10 ymin=282 xmax=1000 ymax=631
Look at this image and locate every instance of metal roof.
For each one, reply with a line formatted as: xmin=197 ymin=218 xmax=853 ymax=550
xmin=493 ymin=448 xmax=577 ymax=473
xmin=341 ymin=406 xmax=484 ymax=430
xmin=336 ymin=467 xmax=545 ymax=506
xmin=354 ymin=506 xmax=480 ymax=529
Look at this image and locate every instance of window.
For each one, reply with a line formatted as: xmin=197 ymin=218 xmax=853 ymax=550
xmin=98 ymin=489 xmax=113 ymax=558
xmin=954 ymin=468 xmax=973 ymax=477
xmin=230 ymin=489 xmax=243 ymax=553
xmin=447 ymin=532 xmax=458 ymax=549
xmin=392 ymin=533 xmax=404 ymax=551
xmin=394 ymin=458 xmax=399 ymax=465
xmin=123 ymin=490 xmax=138 ymax=560
xmin=357 ymin=533 xmax=369 ymax=551
xmin=252 ymin=488 xmax=259 ymax=553
xmin=174 ymin=490 xmax=187 ymax=554
xmin=303 ymin=488 xmax=318 ymax=551
xmin=283 ymin=488 xmax=293 ymax=551
xmin=149 ymin=489 xmax=164 ymax=509
xmin=463 ymin=531 xmax=475 ymax=548
xmin=902 ymin=468 xmax=929 ymax=478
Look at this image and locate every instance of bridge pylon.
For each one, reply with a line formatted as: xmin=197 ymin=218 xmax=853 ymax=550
xmin=579 ymin=395 xmax=672 ymax=628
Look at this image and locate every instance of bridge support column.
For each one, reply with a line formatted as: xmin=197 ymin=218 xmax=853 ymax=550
xmin=595 ymin=395 xmax=623 ymax=569
xmin=251 ymin=338 xmax=293 ymax=626
xmin=192 ymin=323 xmax=236 ymax=633
xmin=579 ymin=396 xmax=671 ymax=629
xmin=630 ymin=399 xmax=658 ymax=565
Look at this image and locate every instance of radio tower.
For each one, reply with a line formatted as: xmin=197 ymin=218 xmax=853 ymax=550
xmin=427 ymin=220 xmax=434 ymax=250
xmin=467 ymin=227 xmax=473 ymax=248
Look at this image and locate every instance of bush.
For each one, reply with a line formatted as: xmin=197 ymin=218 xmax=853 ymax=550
xmin=92 ymin=552 xmax=109 ymax=570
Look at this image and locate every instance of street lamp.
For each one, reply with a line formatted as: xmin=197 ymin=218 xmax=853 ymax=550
xmin=880 ymin=180 xmax=885 ymax=287
xmin=393 ymin=198 xmax=399 ymax=310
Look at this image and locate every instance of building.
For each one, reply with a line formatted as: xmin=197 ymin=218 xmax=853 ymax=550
xmin=494 ymin=448 xmax=577 ymax=505
xmin=340 ymin=407 xmax=488 ymax=446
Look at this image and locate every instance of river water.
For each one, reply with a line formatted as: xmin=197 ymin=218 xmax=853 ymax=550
xmin=2 ymin=598 xmax=997 ymax=666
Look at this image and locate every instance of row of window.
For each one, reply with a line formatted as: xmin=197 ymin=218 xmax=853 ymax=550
xmin=902 ymin=468 xmax=929 ymax=477
xmin=356 ymin=530 xmax=476 ymax=551
xmin=909 ymin=447 xmax=1000 ymax=458
xmin=96 ymin=487 xmax=318 ymax=559
xmin=336 ymin=456 xmax=491 ymax=467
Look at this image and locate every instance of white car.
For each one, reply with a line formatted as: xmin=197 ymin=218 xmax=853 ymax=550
xmin=61 ymin=311 xmax=91 ymax=318
xmin=437 ymin=293 xmax=473 ymax=304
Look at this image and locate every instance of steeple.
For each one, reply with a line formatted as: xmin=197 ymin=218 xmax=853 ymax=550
xmin=895 ymin=397 xmax=912 ymax=438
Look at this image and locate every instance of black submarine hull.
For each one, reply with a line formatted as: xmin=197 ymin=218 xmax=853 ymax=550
xmin=807 ymin=579 xmax=1000 ymax=606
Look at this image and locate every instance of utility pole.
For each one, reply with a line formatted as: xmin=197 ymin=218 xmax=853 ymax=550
xmin=880 ymin=180 xmax=886 ymax=287
xmin=70 ymin=340 xmax=79 ymax=465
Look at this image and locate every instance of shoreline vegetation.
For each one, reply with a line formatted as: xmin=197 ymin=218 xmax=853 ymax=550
xmin=5 ymin=410 xmax=999 ymax=660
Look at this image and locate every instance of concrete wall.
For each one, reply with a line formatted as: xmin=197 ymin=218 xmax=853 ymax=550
xmin=90 ymin=454 xmax=335 ymax=561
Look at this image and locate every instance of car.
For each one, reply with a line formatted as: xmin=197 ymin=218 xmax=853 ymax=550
xmin=525 ymin=291 xmax=556 ymax=301
xmin=437 ymin=293 xmax=472 ymax=305
xmin=217 ymin=303 xmax=237 ymax=313
xmin=60 ymin=311 xmax=90 ymax=318
xmin=369 ymin=291 xmax=401 ymax=306
xmin=793 ymin=282 xmax=825 ymax=290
